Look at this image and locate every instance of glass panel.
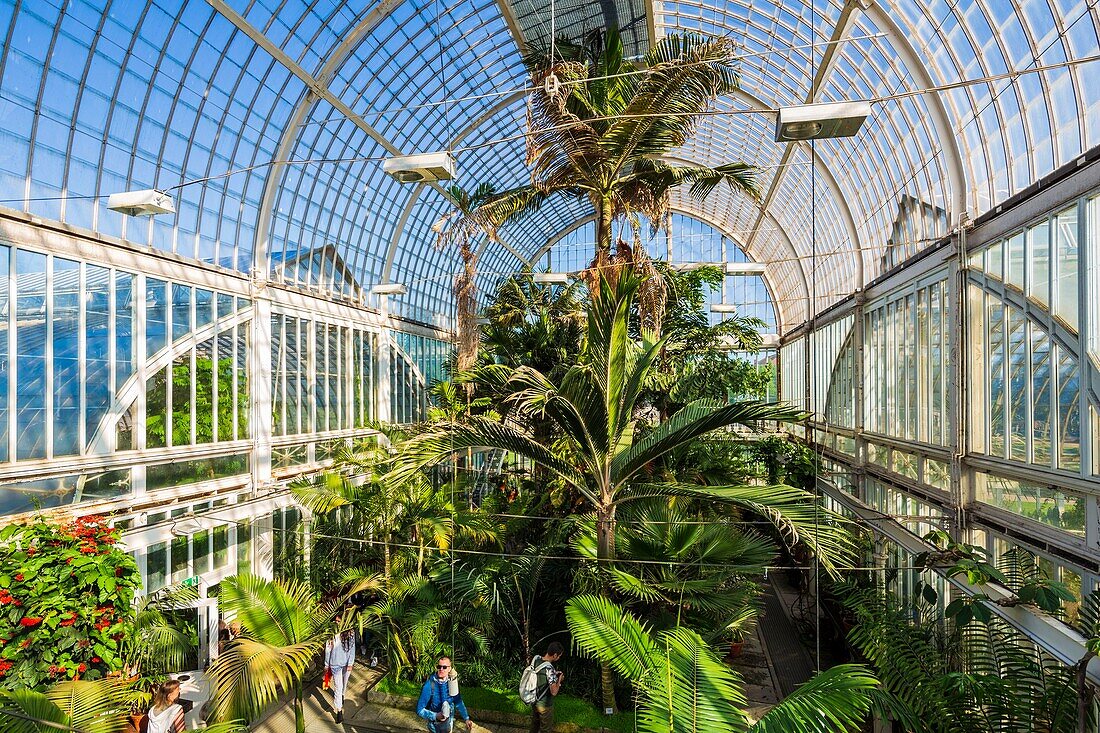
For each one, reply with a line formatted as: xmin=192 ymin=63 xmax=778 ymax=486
xmin=193 ymin=529 xmax=211 ymax=575
xmin=147 ymin=542 xmax=168 ymax=593
xmin=976 ymin=474 xmax=1085 ymax=536
xmin=195 ymin=289 xmax=213 ymax=329
xmin=0 ymin=247 xmax=9 ymax=462
xmin=146 ymin=367 xmax=168 ymax=449
xmin=1053 ymin=206 xmax=1079 ymax=331
xmin=53 ymin=258 xmax=80 ymax=457
xmin=146 ymin=278 xmax=168 ymax=358
xmin=85 ymin=265 xmax=111 ymax=450
xmin=236 ymin=520 xmax=251 ymax=575
xmin=146 ymin=453 xmax=249 ymax=491
xmin=196 ymin=338 xmax=215 ymax=443
xmin=115 ymin=273 xmax=134 ymax=390
xmin=1031 ymin=325 xmax=1052 ymax=466
xmin=236 ymin=328 xmax=248 ymax=439
xmin=172 ymin=350 xmax=192 ymax=446
xmin=1056 ymin=346 xmax=1080 ymax=471
xmin=171 ymin=535 xmax=189 ymax=584
xmin=1008 ymin=308 xmax=1028 ymax=462
xmin=988 ymin=300 xmax=1006 ymax=457
xmin=1028 ymin=220 xmax=1050 ymax=306
xmin=172 ymin=284 xmax=192 ymax=342
xmin=16 ymin=250 xmax=47 ymax=460
xmin=213 ymin=524 xmax=229 ymax=569
xmin=1006 ymin=231 xmax=1025 ymax=289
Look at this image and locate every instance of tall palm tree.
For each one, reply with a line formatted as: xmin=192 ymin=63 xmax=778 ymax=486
xmin=392 ymin=272 xmax=854 ymax=710
xmin=470 ymin=29 xmax=757 ymax=321
xmin=567 ymin=595 xmax=879 ymax=732
xmin=433 ymin=183 xmax=499 ymax=382
xmin=206 ymin=574 xmax=374 ymax=733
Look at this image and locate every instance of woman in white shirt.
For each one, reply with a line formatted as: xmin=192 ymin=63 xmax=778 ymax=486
xmin=325 ymin=624 xmax=357 ymax=723
xmin=144 ymin=679 xmax=185 ymax=733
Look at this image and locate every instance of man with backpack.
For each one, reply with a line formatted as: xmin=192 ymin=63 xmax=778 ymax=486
xmin=519 ymin=642 xmax=565 ymax=733
xmin=416 ymin=656 xmax=473 ymax=732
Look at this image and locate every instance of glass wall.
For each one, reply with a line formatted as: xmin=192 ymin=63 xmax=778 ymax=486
xmin=391 ymin=331 xmax=451 ymax=424
xmin=863 ymin=275 xmax=949 ymax=446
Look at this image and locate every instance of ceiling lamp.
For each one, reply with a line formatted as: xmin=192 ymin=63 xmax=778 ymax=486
xmin=711 ymin=304 xmax=738 ymax=313
xmin=383 ymin=152 xmax=457 ymax=183
xmin=759 ymin=333 xmax=780 ymax=347
xmin=725 ymin=262 xmax=767 ymax=275
xmin=775 ymin=101 xmax=871 ymax=142
xmin=532 ymin=272 xmax=570 ymax=284
xmin=370 ymin=283 xmax=407 ymax=296
xmin=107 ymin=189 xmax=175 ymax=216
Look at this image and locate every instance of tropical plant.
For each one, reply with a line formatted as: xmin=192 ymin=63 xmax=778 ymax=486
xmin=393 ymin=272 xmax=854 ymax=710
xmin=206 ymin=573 xmax=374 ymax=733
xmin=472 ymin=30 xmax=757 ymax=286
xmin=566 ymin=594 xmax=879 ymax=732
xmin=844 ymin=583 xmax=1088 ymax=733
xmin=572 ymin=498 xmax=773 ymax=631
xmin=117 ymin=584 xmax=201 ymax=688
xmin=432 ymin=183 xmax=500 ymax=382
xmin=0 ymin=516 xmax=141 ymax=690
xmin=0 ymin=677 xmax=246 ymax=733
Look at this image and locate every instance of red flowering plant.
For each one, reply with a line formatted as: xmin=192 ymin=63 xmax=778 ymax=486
xmin=0 ymin=515 xmax=140 ymax=690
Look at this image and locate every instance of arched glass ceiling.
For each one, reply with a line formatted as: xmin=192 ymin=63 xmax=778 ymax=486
xmin=0 ymin=0 xmax=1096 ymax=333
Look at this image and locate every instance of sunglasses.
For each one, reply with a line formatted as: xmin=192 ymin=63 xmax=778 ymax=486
xmin=437 ymin=664 xmax=451 ymax=669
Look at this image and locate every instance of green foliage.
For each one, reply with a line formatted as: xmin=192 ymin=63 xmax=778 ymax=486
xmin=566 ymin=595 xmax=878 ymax=733
xmin=0 ymin=516 xmax=140 ymax=690
xmin=843 ymin=583 xmax=1088 ymax=733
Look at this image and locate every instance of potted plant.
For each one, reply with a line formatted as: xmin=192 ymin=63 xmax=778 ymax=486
xmin=725 ymin=607 xmax=758 ymax=660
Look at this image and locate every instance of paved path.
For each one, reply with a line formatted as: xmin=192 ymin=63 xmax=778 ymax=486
xmin=251 ymin=664 xmax=525 ymax=733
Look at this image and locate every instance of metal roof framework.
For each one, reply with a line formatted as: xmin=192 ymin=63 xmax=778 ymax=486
xmin=0 ymin=0 xmax=1096 ymax=331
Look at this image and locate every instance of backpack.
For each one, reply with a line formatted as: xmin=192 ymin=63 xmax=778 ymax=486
xmin=518 ymin=657 xmax=553 ymax=705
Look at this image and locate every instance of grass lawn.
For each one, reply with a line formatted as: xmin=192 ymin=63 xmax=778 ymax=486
xmin=376 ymin=677 xmax=637 ymax=732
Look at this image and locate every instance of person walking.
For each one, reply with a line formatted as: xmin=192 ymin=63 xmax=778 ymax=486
xmin=528 ymin=642 xmax=564 ymax=733
xmin=416 ymin=656 xmax=473 ymax=732
xmin=143 ymin=680 xmax=186 ymax=733
xmin=325 ymin=624 xmax=357 ymax=724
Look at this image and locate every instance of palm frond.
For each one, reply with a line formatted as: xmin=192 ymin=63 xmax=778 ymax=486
xmin=749 ymin=664 xmax=878 ymax=733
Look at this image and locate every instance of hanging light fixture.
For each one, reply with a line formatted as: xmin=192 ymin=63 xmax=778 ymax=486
xmin=775 ymin=101 xmax=871 ymax=142
xmin=106 ymin=189 xmax=176 ymax=216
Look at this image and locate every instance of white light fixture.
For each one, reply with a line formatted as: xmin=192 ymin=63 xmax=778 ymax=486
xmin=532 ymin=272 xmax=570 ymax=284
xmin=475 ymin=316 xmax=490 ymax=326
xmin=775 ymin=101 xmax=871 ymax=142
xmin=170 ymin=516 xmax=204 ymax=537
xmin=370 ymin=283 xmax=407 ymax=296
xmin=107 ymin=189 xmax=175 ymax=216
xmin=725 ymin=262 xmax=767 ymax=275
xmin=711 ymin=303 xmax=738 ymax=313
xmin=759 ymin=333 xmax=780 ymax=347
xmin=383 ymin=151 xmax=457 ymax=183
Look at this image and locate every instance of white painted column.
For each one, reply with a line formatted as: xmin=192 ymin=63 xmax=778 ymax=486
xmin=376 ymin=298 xmax=392 ymax=424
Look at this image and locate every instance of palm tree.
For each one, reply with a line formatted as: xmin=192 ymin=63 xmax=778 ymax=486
xmin=392 ymin=272 xmax=854 ymax=710
xmin=572 ymin=498 xmax=773 ymax=631
xmin=432 ymin=183 xmax=499 ymax=382
xmin=470 ymin=29 xmax=757 ymax=322
xmin=117 ymin=584 xmax=201 ymax=682
xmin=566 ymin=595 xmax=879 ymax=733
xmin=206 ymin=574 xmax=374 ymax=733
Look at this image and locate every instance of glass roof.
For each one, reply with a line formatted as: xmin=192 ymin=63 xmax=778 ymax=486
xmin=0 ymin=0 xmax=1096 ymax=332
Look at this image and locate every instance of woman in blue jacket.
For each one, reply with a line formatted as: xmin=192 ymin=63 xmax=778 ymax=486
xmin=416 ymin=656 xmax=473 ymax=732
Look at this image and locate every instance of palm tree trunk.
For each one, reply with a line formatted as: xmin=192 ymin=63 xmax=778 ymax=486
xmin=294 ymin=680 xmax=306 ymax=733
xmin=596 ymin=502 xmax=619 ymax=715
xmin=596 ymin=197 xmax=613 ymax=255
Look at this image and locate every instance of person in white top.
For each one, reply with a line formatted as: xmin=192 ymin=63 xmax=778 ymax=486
xmin=144 ymin=679 xmax=185 ymax=733
xmin=325 ymin=621 xmax=357 ymax=724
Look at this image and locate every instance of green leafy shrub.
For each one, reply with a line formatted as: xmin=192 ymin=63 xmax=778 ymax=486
xmin=0 ymin=515 xmax=140 ymax=689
